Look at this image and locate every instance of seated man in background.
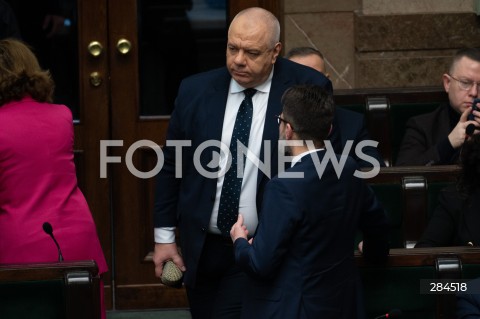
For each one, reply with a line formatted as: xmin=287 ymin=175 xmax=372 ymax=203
xmin=396 ymin=47 xmax=480 ymax=166
xmin=285 ymin=46 xmax=330 ymax=77
xmin=230 ymin=85 xmax=390 ymax=319
xmin=415 ymin=133 xmax=480 ymax=248
xmin=286 ymin=46 xmax=386 ymax=168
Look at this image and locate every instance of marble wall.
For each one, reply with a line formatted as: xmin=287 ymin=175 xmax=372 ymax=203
xmin=283 ymin=0 xmax=480 ymax=90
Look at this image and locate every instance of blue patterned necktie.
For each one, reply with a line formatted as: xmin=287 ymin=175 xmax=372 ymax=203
xmin=217 ymin=88 xmax=257 ymax=236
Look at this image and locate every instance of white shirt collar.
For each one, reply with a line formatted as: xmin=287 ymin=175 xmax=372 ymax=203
xmin=291 ymin=148 xmax=325 ymax=167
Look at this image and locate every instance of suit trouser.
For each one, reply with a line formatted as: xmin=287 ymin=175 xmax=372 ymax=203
xmin=186 ymin=233 xmax=246 ymax=319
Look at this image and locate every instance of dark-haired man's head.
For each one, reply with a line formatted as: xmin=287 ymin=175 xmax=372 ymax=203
xmin=443 ymin=47 xmax=480 ymax=115
xmin=279 ymin=85 xmax=334 ymax=153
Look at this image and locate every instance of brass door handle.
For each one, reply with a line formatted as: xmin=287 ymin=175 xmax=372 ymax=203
xmin=117 ymin=39 xmax=132 ymax=55
xmin=88 ymin=41 xmax=103 ymax=57
xmin=89 ymin=72 xmax=102 ymax=87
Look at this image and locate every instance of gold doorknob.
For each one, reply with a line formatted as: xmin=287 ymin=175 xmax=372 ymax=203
xmin=89 ymin=72 xmax=102 ymax=87
xmin=117 ymin=39 xmax=132 ymax=55
xmin=88 ymin=41 xmax=103 ymax=57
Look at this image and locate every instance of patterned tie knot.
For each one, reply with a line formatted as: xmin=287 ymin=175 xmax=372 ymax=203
xmin=244 ymin=88 xmax=257 ymax=99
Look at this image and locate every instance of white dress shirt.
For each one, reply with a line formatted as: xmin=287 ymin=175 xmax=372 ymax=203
xmin=155 ymin=70 xmax=274 ymax=243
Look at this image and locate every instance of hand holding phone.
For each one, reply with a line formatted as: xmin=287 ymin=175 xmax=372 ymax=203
xmin=466 ymin=98 xmax=480 ymax=136
xmin=468 ymin=98 xmax=480 ymax=121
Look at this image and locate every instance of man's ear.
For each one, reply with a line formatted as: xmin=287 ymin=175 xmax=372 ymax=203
xmin=442 ymin=73 xmax=451 ymax=93
xmin=271 ymin=42 xmax=282 ymax=63
xmin=285 ymin=123 xmax=294 ymax=140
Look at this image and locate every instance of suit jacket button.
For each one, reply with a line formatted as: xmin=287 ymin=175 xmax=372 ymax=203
xmin=201 ymin=227 xmax=207 ymax=232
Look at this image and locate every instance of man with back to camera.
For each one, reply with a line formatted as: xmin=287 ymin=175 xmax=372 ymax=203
xmin=152 ymin=7 xmax=332 ymax=319
xmin=286 ymin=46 xmax=386 ymax=168
xmin=396 ymin=48 xmax=480 ymax=166
xmin=230 ymin=85 xmax=390 ymax=319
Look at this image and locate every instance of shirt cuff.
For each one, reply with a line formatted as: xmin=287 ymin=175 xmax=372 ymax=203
xmin=154 ymin=227 xmax=176 ymax=244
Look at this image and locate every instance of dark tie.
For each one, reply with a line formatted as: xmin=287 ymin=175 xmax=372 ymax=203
xmin=217 ymin=88 xmax=257 ymax=236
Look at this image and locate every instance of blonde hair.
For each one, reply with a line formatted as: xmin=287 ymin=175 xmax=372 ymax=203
xmin=0 ymin=38 xmax=54 ymax=106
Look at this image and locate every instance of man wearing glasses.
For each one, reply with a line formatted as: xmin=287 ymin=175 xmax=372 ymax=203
xmin=230 ymin=85 xmax=389 ymax=319
xmin=396 ymin=47 xmax=480 ymax=165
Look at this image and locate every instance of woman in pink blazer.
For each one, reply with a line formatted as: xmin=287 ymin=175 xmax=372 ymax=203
xmin=0 ymin=39 xmax=108 ymax=318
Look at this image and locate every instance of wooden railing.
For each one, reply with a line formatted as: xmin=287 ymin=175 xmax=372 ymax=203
xmin=0 ymin=260 xmax=100 ymax=319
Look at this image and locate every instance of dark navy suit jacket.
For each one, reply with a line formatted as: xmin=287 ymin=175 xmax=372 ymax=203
xmin=457 ymin=277 xmax=480 ymax=319
xmin=331 ymin=108 xmax=386 ymax=168
xmin=153 ymin=57 xmax=332 ymax=287
xmin=234 ymin=151 xmax=389 ymax=319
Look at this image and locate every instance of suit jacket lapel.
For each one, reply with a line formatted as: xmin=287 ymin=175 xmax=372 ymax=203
xmin=256 ymin=60 xmax=294 ymax=184
xmin=205 ymin=69 xmax=231 ymax=142
xmin=263 ymin=61 xmax=293 ymax=145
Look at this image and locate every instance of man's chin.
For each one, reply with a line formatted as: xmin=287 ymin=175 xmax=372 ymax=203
xmin=234 ymin=79 xmax=251 ymax=88
xmin=231 ymin=73 xmax=252 ymax=87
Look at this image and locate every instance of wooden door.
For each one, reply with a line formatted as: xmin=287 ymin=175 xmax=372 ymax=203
xmin=75 ymin=0 xmax=113 ymax=309
xmin=105 ymin=0 xmax=229 ymax=308
xmin=106 ymin=0 xmax=176 ymax=309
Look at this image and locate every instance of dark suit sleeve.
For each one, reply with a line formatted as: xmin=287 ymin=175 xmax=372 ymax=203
xmin=234 ymin=179 xmax=298 ymax=279
xmin=415 ymin=189 xmax=457 ymax=247
xmin=395 ymin=108 xmax=457 ymax=166
xmin=457 ymin=293 xmax=480 ymax=319
xmin=358 ymin=183 xmax=390 ymax=263
xmin=152 ymin=82 xmax=188 ymax=227
xmin=395 ymin=116 xmax=442 ymax=165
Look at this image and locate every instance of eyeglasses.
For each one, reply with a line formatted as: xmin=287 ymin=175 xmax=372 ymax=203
xmin=276 ymin=114 xmax=297 ymax=131
xmin=275 ymin=114 xmax=289 ymax=125
xmin=448 ymin=74 xmax=480 ymax=91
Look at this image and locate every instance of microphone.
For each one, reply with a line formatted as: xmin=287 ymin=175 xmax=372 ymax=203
xmin=161 ymin=260 xmax=183 ymax=288
xmin=374 ymin=308 xmax=402 ymax=319
xmin=466 ymin=98 xmax=480 ymax=137
xmin=42 ymin=222 xmax=64 ymax=262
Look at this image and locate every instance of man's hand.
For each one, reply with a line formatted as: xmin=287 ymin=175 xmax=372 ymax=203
xmin=448 ymin=106 xmax=478 ymax=148
xmin=358 ymin=241 xmax=364 ymax=253
xmin=230 ymin=214 xmax=249 ymax=243
xmin=153 ymin=243 xmax=185 ymax=278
